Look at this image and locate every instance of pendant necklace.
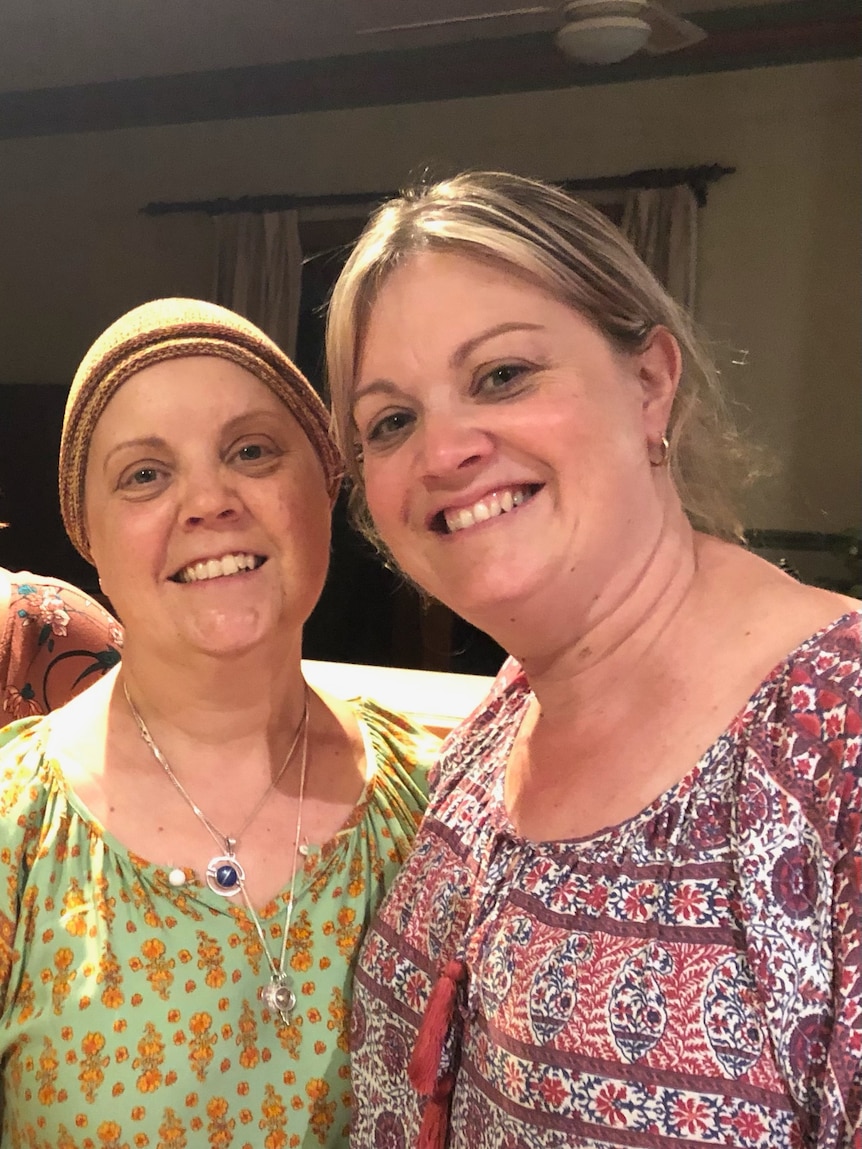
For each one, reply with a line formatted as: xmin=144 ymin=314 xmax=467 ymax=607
xmin=124 ymin=681 xmax=310 ymax=1023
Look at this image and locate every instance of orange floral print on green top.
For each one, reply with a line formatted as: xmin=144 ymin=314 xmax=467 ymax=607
xmin=0 ymin=700 xmax=436 ymax=1147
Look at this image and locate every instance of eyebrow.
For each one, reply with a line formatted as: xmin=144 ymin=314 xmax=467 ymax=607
xmin=449 ymin=322 xmax=544 ymax=368
xmin=102 ymin=436 xmax=167 ymax=472
xmin=353 ymin=321 xmax=545 ymax=406
xmin=99 ymin=409 xmax=291 ymax=472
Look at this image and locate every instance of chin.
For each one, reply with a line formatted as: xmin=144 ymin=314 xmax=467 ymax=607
xmin=435 ymin=578 xmax=530 ymax=627
xmin=430 ymin=554 xmax=567 ymax=630
xmin=181 ymin=608 xmax=278 ymax=658
xmin=188 ymin=633 xmax=268 ymax=661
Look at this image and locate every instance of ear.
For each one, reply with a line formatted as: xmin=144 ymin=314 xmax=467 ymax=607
xmin=635 ymin=326 xmax=681 ymax=441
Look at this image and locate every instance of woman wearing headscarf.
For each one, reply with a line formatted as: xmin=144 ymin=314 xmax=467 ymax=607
xmin=325 ymin=173 xmax=861 ymax=1147
xmin=0 ymin=298 xmax=438 ymax=1147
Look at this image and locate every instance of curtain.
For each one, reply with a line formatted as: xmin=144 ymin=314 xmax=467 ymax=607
xmin=213 ymin=210 xmax=303 ymax=355
xmin=620 ymin=184 xmax=699 ymax=313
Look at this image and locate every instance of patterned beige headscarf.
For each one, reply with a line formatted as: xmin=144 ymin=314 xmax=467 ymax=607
xmin=60 ymin=298 xmax=343 ymax=563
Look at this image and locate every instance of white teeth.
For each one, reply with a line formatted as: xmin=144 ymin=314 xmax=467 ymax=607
xmin=177 ymin=552 xmax=259 ymax=583
xmin=442 ymin=487 xmax=533 ymax=535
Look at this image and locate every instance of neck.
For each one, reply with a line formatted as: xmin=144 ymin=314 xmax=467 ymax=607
xmin=499 ymin=509 xmax=701 ymax=731
xmin=119 ymin=631 xmax=307 ymax=751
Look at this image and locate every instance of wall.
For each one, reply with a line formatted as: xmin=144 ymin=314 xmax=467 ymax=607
xmin=0 ymin=56 xmax=859 ymax=531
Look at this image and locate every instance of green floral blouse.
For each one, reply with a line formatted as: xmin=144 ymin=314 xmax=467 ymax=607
xmin=0 ymin=700 xmax=437 ymax=1149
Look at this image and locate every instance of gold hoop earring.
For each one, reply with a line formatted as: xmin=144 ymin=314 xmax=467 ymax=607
xmin=649 ymin=434 xmax=670 ymax=468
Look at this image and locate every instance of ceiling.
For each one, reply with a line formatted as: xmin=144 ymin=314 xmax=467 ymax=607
xmin=0 ymin=0 xmax=858 ymax=138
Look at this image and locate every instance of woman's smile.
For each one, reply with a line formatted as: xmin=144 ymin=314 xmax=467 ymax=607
xmin=432 ymin=484 xmax=542 ymax=535
xmin=170 ymin=551 xmax=267 ymax=583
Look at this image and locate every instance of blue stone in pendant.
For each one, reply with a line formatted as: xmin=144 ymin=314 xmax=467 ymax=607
xmin=206 ymin=854 xmax=246 ymax=897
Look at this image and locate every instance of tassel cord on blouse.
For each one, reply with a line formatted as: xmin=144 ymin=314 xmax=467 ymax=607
xmin=408 ymin=959 xmax=468 ymax=1149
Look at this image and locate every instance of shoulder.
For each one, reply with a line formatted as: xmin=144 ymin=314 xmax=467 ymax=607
xmin=740 ymin=610 xmax=860 ymax=844
xmin=1 ymin=572 xmax=122 ymax=719
xmin=774 ymin=609 xmax=861 ymax=721
xmin=0 ymin=715 xmax=54 ymax=840
xmin=0 ymin=714 xmax=47 ymax=759
xmin=356 ymin=697 xmax=441 ymax=799
xmin=359 ymin=696 xmax=440 ymax=757
xmin=6 ymin=571 xmax=120 ymax=638
xmin=432 ymin=657 xmax=530 ymax=792
xmin=344 ymin=700 xmax=440 ymax=858
xmin=3 ymin=571 xmax=123 ymax=666
xmin=781 ymin=609 xmax=860 ymax=776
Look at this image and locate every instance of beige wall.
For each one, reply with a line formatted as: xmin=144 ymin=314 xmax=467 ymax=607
xmin=0 ymin=56 xmax=859 ymax=530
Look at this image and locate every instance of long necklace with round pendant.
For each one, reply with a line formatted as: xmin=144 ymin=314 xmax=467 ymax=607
xmin=124 ymin=681 xmax=310 ymax=1023
xmin=245 ymin=720 xmax=309 ymax=1025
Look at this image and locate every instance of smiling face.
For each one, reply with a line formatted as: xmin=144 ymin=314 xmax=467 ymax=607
xmin=353 ymin=251 xmax=680 ymax=636
xmin=84 ymin=356 xmax=331 ymax=660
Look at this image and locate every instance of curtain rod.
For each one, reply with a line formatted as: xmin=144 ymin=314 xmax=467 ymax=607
xmin=141 ymin=164 xmax=734 ymax=217
xmin=562 ymin=164 xmax=735 ymax=207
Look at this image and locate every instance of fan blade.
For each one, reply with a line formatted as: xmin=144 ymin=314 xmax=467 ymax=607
xmin=357 ymin=6 xmax=552 ymax=36
xmin=642 ymin=2 xmax=706 ymax=54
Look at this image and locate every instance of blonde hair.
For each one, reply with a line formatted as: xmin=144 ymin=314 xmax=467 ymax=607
xmin=326 ymin=170 xmax=757 ymax=547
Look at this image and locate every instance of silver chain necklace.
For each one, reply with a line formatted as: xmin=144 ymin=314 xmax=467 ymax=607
xmin=123 ymin=681 xmax=310 ymax=1024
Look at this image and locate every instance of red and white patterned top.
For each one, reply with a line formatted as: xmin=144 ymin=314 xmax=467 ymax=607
xmin=350 ymin=611 xmax=862 ymax=1148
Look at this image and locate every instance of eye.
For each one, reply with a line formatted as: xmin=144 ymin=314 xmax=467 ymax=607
xmin=130 ymin=467 xmax=159 ymax=484
xmin=237 ymin=443 xmax=265 ymax=461
xmin=117 ymin=463 xmax=168 ymax=493
xmin=364 ymin=409 xmax=416 ymax=445
xmin=228 ymin=438 xmax=281 ymax=468
xmin=475 ymin=362 xmax=531 ymax=396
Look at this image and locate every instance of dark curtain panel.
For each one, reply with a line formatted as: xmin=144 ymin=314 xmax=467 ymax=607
xmin=0 ymin=384 xmax=97 ymax=593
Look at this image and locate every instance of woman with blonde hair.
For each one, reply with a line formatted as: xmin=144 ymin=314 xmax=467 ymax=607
xmin=0 ymin=298 xmax=438 ymax=1147
xmin=326 ymin=172 xmax=861 ymax=1148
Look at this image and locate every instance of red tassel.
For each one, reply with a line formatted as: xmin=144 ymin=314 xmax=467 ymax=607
xmin=416 ymin=1074 xmax=455 ymax=1149
xmin=408 ymin=959 xmax=468 ymax=1094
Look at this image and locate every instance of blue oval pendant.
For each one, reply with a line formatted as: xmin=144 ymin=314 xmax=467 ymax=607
xmin=206 ymin=854 xmax=246 ymax=897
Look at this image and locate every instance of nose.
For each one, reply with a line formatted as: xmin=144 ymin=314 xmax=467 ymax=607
xmin=180 ymin=465 xmax=244 ymax=529
xmin=417 ymin=407 xmax=493 ymax=483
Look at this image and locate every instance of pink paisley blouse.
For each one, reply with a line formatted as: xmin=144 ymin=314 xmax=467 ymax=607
xmin=350 ymin=611 xmax=862 ymax=1148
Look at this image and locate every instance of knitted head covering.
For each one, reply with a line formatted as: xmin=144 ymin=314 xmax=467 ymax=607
xmin=60 ymin=298 xmax=343 ymax=563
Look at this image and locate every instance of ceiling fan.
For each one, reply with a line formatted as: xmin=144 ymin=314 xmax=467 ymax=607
xmin=358 ymin=0 xmax=707 ymax=66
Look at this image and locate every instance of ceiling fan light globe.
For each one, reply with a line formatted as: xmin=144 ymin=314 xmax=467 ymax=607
xmin=561 ymin=0 xmax=649 ymax=18
xmin=555 ymin=15 xmax=651 ymax=64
